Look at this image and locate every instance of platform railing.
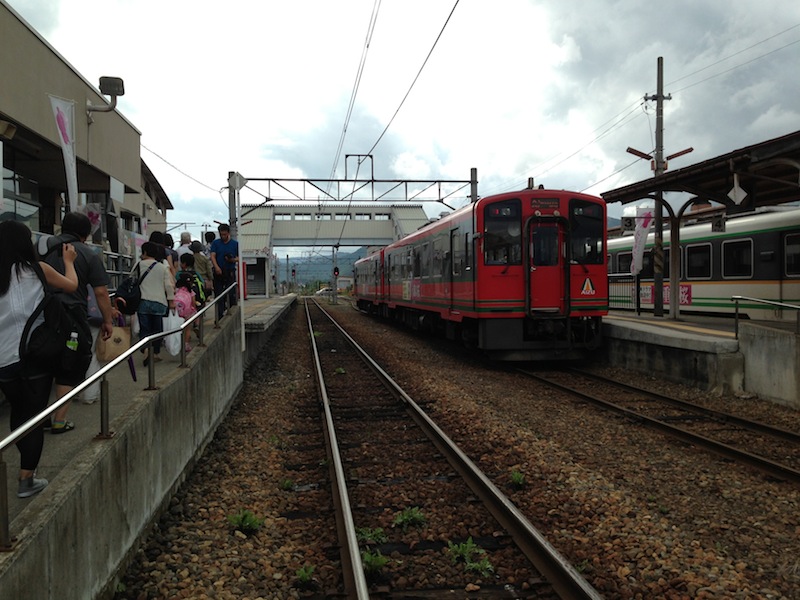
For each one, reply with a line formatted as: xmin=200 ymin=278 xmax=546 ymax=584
xmin=730 ymin=295 xmax=800 ymax=339
xmin=608 ymin=273 xmax=641 ymax=314
xmin=0 ymin=282 xmax=238 ymax=550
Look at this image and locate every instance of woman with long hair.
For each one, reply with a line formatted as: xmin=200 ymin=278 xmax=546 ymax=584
xmin=0 ymin=221 xmax=78 ymax=498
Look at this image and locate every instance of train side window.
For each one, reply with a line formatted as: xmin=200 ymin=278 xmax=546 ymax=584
xmin=451 ymin=230 xmax=462 ymax=276
xmin=722 ymin=239 xmax=753 ymax=279
xmin=686 ymin=243 xmax=712 ymax=280
xmin=618 ymin=252 xmax=633 ymax=274
xmin=786 ymin=234 xmax=800 ymax=277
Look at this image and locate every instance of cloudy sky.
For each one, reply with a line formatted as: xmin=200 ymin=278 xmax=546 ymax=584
xmin=7 ymin=0 xmax=800 ymax=253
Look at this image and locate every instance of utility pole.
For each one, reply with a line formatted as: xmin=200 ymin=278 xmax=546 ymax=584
xmin=644 ymin=57 xmax=671 ymax=317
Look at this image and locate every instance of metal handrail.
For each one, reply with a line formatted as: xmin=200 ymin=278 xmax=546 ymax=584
xmin=0 ymin=282 xmax=238 ymax=549
xmin=730 ymin=295 xmax=800 ymax=339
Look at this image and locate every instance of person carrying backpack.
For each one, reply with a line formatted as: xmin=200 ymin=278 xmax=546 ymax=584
xmin=0 ymin=221 xmax=78 ymax=497
xmin=43 ymin=212 xmax=115 ymax=433
xmin=176 ymin=253 xmax=205 ymax=353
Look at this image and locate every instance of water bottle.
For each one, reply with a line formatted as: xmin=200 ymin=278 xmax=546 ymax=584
xmin=66 ymin=332 xmax=79 ymax=351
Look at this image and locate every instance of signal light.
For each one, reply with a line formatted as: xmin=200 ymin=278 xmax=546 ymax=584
xmin=334 ymin=266 xmax=339 ymax=277
xmin=291 ymin=268 xmax=296 ymax=277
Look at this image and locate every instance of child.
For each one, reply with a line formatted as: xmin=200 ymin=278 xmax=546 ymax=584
xmin=175 ymin=254 xmax=205 ymax=352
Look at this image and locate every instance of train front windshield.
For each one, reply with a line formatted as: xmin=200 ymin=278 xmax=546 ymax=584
xmin=570 ymin=199 xmax=604 ymax=264
xmin=484 ymin=199 xmax=522 ymax=265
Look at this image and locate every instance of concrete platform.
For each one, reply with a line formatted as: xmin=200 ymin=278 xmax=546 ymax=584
xmin=603 ymin=311 xmax=799 ymax=408
xmin=0 ymin=294 xmax=296 ymax=600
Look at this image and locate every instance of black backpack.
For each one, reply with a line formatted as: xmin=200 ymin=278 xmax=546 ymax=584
xmin=114 ymin=262 xmax=157 ymax=315
xmin=19 ymin=263 xmax=80 ymax=370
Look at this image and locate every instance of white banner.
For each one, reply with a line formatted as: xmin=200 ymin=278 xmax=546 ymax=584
xmin=630 ymin=207 xmax=654 ymax=276
xmin=49 ymin=94 xmax=79 ymax=212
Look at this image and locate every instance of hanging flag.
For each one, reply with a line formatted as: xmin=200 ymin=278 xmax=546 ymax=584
xmin=630 ymin=206 xmax=654 ymax=276
xmin=49 ymin=94 xmax=79 ymax=212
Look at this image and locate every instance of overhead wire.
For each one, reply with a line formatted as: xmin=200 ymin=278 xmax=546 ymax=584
xmin=363 ymin=0 xmax=460 ymax=158
xmin=141 ymin=19 xmax=799 ymax=242
xmin=326 ymin=0 xmax=382 ymax=185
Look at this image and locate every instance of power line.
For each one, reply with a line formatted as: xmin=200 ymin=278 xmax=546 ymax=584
xmin=141 ymin=144 xmax=221 ymax=193
xmin=327 ymin=0 xmax=382 ymax=184
xmin=364 ymin=0 xmax=460 ymax=157
xmin=667 ymin=23 xmax=800 ymax=88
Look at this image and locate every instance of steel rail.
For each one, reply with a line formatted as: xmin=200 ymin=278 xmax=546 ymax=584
xmin=522 ymin=369 xmax=800 ymax=484
xmin=315 ymin=301 xmax=602 ymax=600
xmin=304 ymin=301 xmax=370 ymax=600
xmin=568 ymin=368 xmax=800 ymax=444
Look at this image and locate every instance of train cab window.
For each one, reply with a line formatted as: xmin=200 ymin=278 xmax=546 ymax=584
xmin=570 ymin=199 xmax=604 ymax=264
xmin=722 ymin=239 xmax=753 ymax=279
xmin=686 ymin=243 xmax=712 ymax=279
xmin=786 ymin=234 xmax=800 ymax=277
xmin=484 ymin=199 xmax=522 ymax=265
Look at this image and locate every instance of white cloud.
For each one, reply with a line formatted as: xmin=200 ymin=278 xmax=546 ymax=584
xmin=6 ymin=0 xmax=800 ymax=245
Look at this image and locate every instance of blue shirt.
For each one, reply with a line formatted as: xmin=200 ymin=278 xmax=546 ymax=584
xmin=210 ymin=238 xmax=239 ymax=272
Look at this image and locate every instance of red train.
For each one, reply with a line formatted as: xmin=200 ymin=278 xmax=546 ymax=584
xmin=354 ymin=187 xmax=609 ymax=360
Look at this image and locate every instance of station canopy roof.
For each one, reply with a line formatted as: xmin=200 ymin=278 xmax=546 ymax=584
xmin=602 ymin=130 xmax=800 ymax=212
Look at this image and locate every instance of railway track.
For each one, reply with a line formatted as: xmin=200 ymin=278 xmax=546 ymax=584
xmin=306 ymin=299 xmax=602 ymax=599
xmin=519 ymin=367 xmax=800 ymax=484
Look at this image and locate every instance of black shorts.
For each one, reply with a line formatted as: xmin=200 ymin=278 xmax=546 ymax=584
xmin=54 ymin=305 xmax=94 ymax=387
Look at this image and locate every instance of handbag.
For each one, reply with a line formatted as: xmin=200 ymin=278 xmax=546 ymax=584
xmin=162 ymin=309 xmax=183 ymax=356
xmin=114 ymin=262 xmax=157 ymax=315
xmin=96 ymin=325 xmax=131 ymax=361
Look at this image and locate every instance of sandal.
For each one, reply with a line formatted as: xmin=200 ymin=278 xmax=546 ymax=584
xmin=51 ymin=420 xmax=75 ymax=434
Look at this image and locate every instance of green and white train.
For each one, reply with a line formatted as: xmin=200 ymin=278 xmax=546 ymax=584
xmin=607 ymin=207 xmax=800 ymax=321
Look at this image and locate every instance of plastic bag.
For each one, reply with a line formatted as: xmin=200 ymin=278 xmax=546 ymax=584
xmin=162 ymin=310 xmax=183 ymax=356
xmin=131 ymin=313 xmax=140 ymax=337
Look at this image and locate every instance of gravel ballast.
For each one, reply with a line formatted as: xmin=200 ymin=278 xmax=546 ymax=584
xmin=115 ymin=302 xmax=800 ymax=599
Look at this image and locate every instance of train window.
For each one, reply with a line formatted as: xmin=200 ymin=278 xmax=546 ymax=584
xmin=786 ymin=234 xmax=800 ymax=277
xmin=686 ymin=243 xmax=712 ymax=279
xmin=451 ymin=230 xmax=462 ymax=276
xmin=484 ymin=199 xmax=522 ymax=265
xmin=722 ymin=240 xmax=753 ymax=279
xmin=570 ymin=199 xmax=604 ymax=264
xmin=421 ymin=243 xmax=431 ymax=278
xmin=531 ymin=225 xmax=559 ymax=266
xmin=618 ymin=252 xmax=633 ymax=274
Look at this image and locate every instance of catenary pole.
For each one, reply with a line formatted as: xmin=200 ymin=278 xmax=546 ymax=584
xmin=645 ymin=57 xmax=670 ymax=317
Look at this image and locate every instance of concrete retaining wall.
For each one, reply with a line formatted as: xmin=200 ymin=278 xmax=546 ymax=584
xmin=739 ymin=322 xmax=800 ymax=409
xmin=602 ymin=321 xmax=744 ymax=395
xmin=0 ymin=311 xmax=247 ymax=600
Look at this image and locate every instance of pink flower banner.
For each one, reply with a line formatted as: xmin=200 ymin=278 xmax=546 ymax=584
xmin=49 ymin=94 xmax=78 ymax=212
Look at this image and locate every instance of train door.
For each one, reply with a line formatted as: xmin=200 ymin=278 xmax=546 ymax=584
xmin=449 ymin=228 xmax=460 ymax=310
xmin=527 ymin=219 xmax=565 ymax=315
